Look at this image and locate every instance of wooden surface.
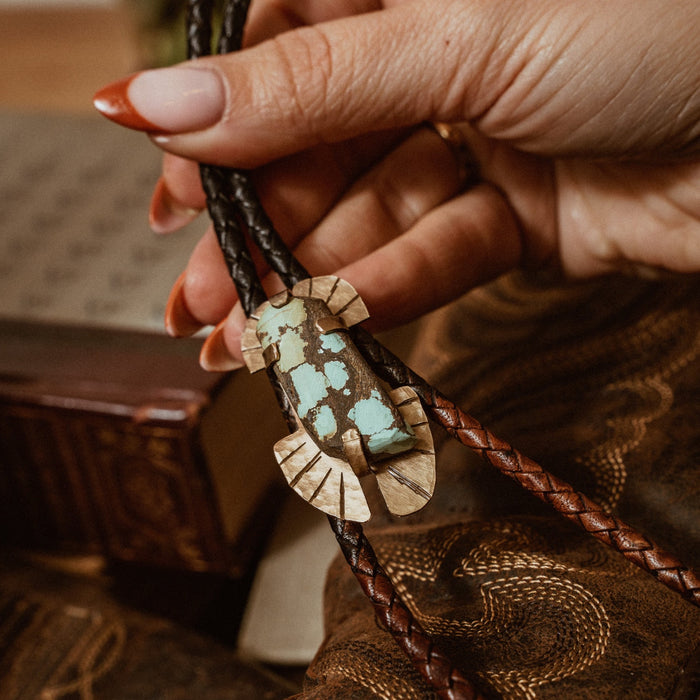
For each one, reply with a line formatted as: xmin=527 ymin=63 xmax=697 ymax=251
xmin=0 ymin=5 xmax=142 ymax=113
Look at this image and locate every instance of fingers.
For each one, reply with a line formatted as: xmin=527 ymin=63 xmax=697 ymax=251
xmin=165 ymin=125 xmax=462 ymax=334
xmin=242 ymin=0 xmax=377 ymax=46
xmin=185 ymin=126 xmax=523 ymax=370
xmin=556 ymin=159 xmax=700 ymax=276
xmin=338 ymin=183 xmax=522 ymax=330
xmin=164 ymin=227 xmax=239 ymax=337
xmin=198 ymin=182 xmax=522 ymax=371
xmin=290 ymin=126 xmax=468 ymax=273
xmin=92 ymin=0 xmax=519 ymax=166
xmin=149 ymin=154 xmax=205 ymax=233
xmin=95 ymin=0 xmax=700 ymax=167
xmin=231 ymin=129 xmax=410 ymax=243
xmin=151 ymin=127 xmax=408 ymax=235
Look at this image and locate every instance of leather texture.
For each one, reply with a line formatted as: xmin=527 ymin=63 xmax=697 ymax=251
xmin=300 ymin=272 xmax=700 ymax=699
xmin=200 ymin=163 xmax=268 ymax=312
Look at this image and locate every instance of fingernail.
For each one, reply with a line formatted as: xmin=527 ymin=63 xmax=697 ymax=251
xmin=93 ymin=66 xmax=225 ymax=134
xmin=150 ymin=177 xmax=201 ymax=233
xmin=199 ymin=320 xmax=244 ymax=372
xmin=164 ymin=272 xmax=205 ymax=337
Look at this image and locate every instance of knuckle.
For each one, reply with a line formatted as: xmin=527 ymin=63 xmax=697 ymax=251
xmin=265 ymin=26 xmax=338 ymax=137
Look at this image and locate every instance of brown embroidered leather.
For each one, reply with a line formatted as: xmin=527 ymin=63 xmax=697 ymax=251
xmin=302 ymin=273 xmax=700 ymax=699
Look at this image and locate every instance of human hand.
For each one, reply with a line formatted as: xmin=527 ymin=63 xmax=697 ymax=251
xmin=93 ymin=0 xmax=700 ymax=370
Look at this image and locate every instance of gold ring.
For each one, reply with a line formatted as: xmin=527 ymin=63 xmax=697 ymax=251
xmin=426 ymin=122 xmax=480 ymax=189
xmin=618 ymin=261 xmax=678 ymax=281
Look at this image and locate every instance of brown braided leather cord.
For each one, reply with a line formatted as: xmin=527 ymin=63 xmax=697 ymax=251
xmin=351 ymin=326 xmax=700 ymax=606
xmin=428 ymin=392 xmax=700 ymax=604
xmin=262 ymin=317 xmax=480 ymax=697
xmin=330 ymin=517 xmax=487 ymax=700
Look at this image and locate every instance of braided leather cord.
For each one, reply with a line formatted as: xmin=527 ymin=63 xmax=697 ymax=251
xmin=221 ymin=4 xmax=312 ymax=288
xmin=266 ymin=348 xmax=480 ymax=698
xmin=186 ymin=0 xmax=268 ymax=314
xmin=186 ymin=0 xmax=213 ymax=59
xmin=351 ymin=326 xmax=700 ymax=606
xmin=217 ymin=0 xmax=249 ymax=54
xmin=227 ymin=171 xmax=310 ymax=289
xmin=330 ymin=517 xmax=487 ymax=700
xmin=186 ymin=2 xmax=485 ymax=697
xmin=201 ymin=165 xmax=269 ymax=312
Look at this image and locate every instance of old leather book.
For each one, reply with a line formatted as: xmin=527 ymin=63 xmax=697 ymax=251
xmin=0 ymin=320 xmax=285 ymax=574
xmin=0 ymin=111 xmax=287 ymax=575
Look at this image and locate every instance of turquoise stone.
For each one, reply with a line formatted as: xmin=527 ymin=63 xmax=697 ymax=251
xmin=313 ymin=404 xmax=338 ymax=440
xmin=324 ymin=360 xmax=349 ymax=391
xmin=290 ymin=363 xmax=331 ymax=417
xmin=259 ymin=295 xmax=416 ymax=462
xmin=348 ymin=389 xmax=416 ymax=456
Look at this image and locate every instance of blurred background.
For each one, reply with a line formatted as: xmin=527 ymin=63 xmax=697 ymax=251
xmin=0 ymin=5 xmax=333 ymax=696
xmin=1 ymin=0 xmax=186 ymax=114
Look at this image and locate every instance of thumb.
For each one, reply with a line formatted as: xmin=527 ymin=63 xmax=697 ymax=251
xmin=93 ymin=1 xmax=522 ymax=167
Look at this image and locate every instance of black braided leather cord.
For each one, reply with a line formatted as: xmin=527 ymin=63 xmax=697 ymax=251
xmin=227 ymin=171 xmax=310 ymax=289
xmin=186 ymin=0 xmax=267 ymax=313
xmin=186 ymin=0 xmax=214 ymax=59
xmin=201 ymin=164 xmax=269 ymax=312
xmin=207 ymin=1 xmax=310 ymax=291
xmin=217 ymin=0 xmax=250 ymax=54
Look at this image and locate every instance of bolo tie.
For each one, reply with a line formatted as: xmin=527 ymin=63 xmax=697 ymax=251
xmin=183 ymin=1 xmax=699 ymax=697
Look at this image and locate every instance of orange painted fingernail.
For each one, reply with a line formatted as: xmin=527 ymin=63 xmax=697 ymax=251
xmin=149 ymin=177 xmax=201 ymax=234
xmin=164 ymin=271 xmax=205 ymax=337
xmin=93 ymin=67 xmax=224 ymax=134
xmin=93 ymin=74 xmax=164 ymax=132
xmin=199 ymin=320 xmax=244 ymax=372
